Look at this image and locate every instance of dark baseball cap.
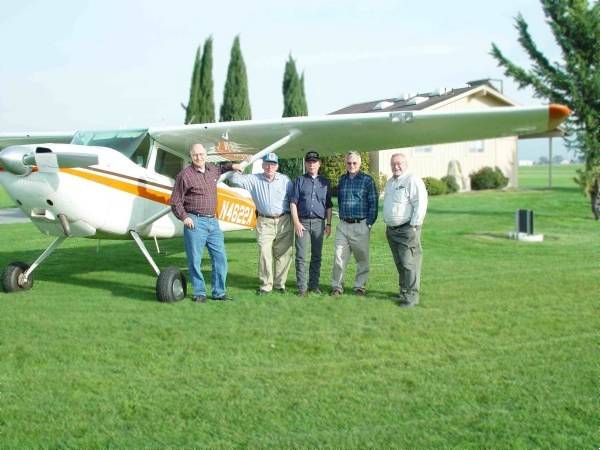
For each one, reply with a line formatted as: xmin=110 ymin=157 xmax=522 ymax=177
xmin=305 ymin=151 xmax=320 ymax=161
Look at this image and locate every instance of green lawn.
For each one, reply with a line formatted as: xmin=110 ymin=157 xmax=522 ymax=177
xmin=0 ymin=185 xmax=14 ymax=208
xmin=519 ymin=163 xmax=581 ymax=189
xmin=0 ymin=165 xmax=598 ymax=447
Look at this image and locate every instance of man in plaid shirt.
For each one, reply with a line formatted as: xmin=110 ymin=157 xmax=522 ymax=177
xmin=330 ymin=151 xmax=378 ymax=297
xmin=170 ymin=143 xmax=233 ymax=303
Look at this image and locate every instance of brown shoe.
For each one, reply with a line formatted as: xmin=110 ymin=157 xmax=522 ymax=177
xmin=353 ymin=287 xmax=366 ymax=296
xmin=297 ymin=290 xmax=307 ymax=297
xmin=330 ymin=288 xmax=342 ymax=297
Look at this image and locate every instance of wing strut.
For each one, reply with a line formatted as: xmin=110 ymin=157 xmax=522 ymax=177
xmin=220 ymin=130 xmax=301 ymax=181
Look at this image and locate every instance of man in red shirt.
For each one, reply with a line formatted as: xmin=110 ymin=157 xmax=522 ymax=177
xmin=170 ymin=143 xmax=233 ymax=302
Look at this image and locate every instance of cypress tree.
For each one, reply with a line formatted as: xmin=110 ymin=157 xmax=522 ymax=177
xmin=299 ymin=72 xmax=308 ymax=116
xmin=220 ymin=36 xmax=252 ymax=122
xmin=196 ymin=36 xmax=215 ymax=123
xmin=282 ymin=55 xmax=307 ymax=117
xmin=184 ymin=46 xmax=202 ymax=124
xmin=280 ymin=54 xmax=308 ymax=177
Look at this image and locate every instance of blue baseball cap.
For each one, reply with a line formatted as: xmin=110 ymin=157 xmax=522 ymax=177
xmin=263 ymin=153 xmax=279 ymax=163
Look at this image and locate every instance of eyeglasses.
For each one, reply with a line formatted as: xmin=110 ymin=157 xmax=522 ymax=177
xmin=346 ymin=161 xmax=359 ymax=165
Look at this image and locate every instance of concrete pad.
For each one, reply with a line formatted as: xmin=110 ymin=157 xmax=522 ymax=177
xmin=0 ymin=208 xmax=29 ymax=224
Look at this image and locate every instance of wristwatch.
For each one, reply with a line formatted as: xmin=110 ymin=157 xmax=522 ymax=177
xmin=326 ymin=223 xmax=331 ymax=226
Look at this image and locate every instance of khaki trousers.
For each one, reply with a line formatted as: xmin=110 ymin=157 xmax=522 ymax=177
xmin=331 ymin=219 xmax=370 ymax=291
xmin=256 ymin=214 xmax=293 ymax=291
xmin=386 ymin=224 xmax=422 ymax=304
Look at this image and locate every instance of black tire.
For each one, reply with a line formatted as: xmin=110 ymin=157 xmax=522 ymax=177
xmin=156 ymin=267 xmax=187 ymax=302
xmin=2 ymin=261 xmax=34 ymax=293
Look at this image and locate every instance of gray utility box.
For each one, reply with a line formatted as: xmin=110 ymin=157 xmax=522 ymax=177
xmin=517 ymin=209 xmax=534 ymax=235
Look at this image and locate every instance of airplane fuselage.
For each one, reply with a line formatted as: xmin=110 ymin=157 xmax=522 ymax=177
xmin=0 ymin=143 xmax=256 ymax=240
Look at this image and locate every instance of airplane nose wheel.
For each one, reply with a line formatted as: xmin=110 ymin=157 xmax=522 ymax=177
xmin=1 ymin=262 xmax=34 ymax=292
xmin=156 ymin=267 xmax=187 ymax=302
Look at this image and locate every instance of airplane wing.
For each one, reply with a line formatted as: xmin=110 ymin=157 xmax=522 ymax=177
xmin=0 ymin=132 xmax=75 ymax=150
xmin=149 ymin=104 xmax=570 ymax=160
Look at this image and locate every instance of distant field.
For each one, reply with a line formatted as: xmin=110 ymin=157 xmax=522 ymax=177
xmin=518 ymin=163 xmax=581 ymax=189
xmin=1 ymin=180 xmax=598 ymax=447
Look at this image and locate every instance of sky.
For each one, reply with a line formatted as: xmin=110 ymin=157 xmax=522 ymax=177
xmin=0 ymin=0 xmax=570 ymax=159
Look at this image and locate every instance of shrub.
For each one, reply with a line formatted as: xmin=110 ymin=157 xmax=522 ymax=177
xmin=470 ymin=166 xmax=509 ymax=190
xmin=321 ymin=152 xmax=370 ymax=195
xmin=423 ymin=177 xmax=448 ymax=196
xmin=373 ymin=172 xmax=388 ymax=197
xmin=441 ymin=175 xmax=460 ymax=193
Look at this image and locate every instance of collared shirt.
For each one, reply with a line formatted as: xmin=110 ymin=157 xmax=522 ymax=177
xmin=383 ymin=172 xmax=428 ymax=227
xmin=290 ymin=174 xmax=333 ymax=220
xmin=170 ymin=163 xmax=232 ymax=220
xmin=337 ymin=171 xmax=378 ymax=226
xmin=230 ymin=171 xmax=292 ymax=216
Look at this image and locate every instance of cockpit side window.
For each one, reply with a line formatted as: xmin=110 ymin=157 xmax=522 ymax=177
xmin=130 ymin=134 xmax=151 ymax=167
xmin=155 ymin=148 xmax=183 ymax=180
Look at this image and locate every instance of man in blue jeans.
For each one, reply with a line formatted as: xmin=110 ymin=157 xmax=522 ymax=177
xmin=170 ymin=143 xmax=234 ymax=303
xmin=290 ymin=151 xmax=333 ymax=296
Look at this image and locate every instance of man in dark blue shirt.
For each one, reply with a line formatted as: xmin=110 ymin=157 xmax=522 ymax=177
xmin=331 ymin=151 xmax=378 ymax=297
xmin=290 ymin=151 xmax=333 ymax=296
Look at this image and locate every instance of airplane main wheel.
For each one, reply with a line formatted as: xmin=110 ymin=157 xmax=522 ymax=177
xmin=156 ymin=267 xmax=187 ymax=303
xmin=2 ymin=262 xmax=34 ymax=293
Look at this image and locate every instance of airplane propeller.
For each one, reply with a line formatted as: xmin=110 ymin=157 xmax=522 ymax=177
xmin=0 ymin=145 xmax=99 ymax=175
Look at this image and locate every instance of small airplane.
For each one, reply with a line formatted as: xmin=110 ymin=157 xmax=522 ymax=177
xmin=0 ymin=104 xmax=570 ymax=301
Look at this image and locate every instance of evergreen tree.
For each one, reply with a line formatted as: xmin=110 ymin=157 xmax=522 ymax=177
xmin=491 ymin=0 xmax=600 ymax=219
xmin=299 ymin=72 xmax=308 ymax=116
xmin=196 ymin=36 xmax=215 ymax=123
xmin=282 ymin=55 xmax=307 ymax=117
xmin=184 ymin=46 xmax=202 ymax=124
xmin=279 ymin=54 xmax=308 ymax=178
xmin=220 ymin=36 xmax=252 ymax=122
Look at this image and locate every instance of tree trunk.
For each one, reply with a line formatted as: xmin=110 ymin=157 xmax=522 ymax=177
xmin=592 ymin=177 xmax=600 ymax=220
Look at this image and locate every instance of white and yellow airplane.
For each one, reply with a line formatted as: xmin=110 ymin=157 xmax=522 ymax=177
xmin=0 ymin=104 xmax=570 ymax=301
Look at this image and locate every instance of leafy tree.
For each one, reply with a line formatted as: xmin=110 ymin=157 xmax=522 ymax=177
xmin=183 ymin=46 xmax=202 ymax=124
xmin=196 ymin=36 xmax=215 ymax=124
xmin=491 ymin=0 xmax=600 ymax=219
xmin=279 ymin=54 xmax=307 ymax=178
xmin=220 ymin=35 xmax=252 ymax=122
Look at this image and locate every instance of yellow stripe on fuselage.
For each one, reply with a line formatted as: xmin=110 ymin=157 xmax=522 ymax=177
xmin=60 ymin=167 xmax=256 ymax=228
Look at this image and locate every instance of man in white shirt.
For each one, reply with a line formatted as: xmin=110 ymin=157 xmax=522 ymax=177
xmin=383 ymin=153 xmax=428 ymax=307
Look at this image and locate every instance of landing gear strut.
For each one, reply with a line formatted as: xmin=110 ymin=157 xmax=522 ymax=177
xmin=130 ymin=230 xmax=186 ymax=302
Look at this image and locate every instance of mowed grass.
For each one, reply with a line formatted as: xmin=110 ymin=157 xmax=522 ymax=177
xmin=0 ymin=185 xmax=15 ymax=208
xmin=519 ymin=163 xmax=581 ymax=189
xmin=1 ymin=165 xmax=598 ymax=447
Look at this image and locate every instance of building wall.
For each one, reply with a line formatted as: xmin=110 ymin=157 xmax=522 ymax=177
xmin=370 ymin=90 xmax=519 ymax=188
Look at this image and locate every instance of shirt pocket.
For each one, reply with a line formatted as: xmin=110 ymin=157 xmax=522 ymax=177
xmin=316 ymin=184 xmax=327 ymax=202
xmin=392 ymin=187 xmax=409 ymax=204
xmin=352 ymin=189 xmax=364 ymax=202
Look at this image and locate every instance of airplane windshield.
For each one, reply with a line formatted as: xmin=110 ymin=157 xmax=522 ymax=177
xmin=70 ymin=129 xmax=150 ymax=167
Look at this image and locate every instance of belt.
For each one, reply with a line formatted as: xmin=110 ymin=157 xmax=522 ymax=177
xmin=387 ymin=221 xmax=410 ymax=230
xmin=258 ymin=212 xmax=289 ymax=219
xmin=342 ymin=218 xmax=365 ymax=224
xmin=188 ymin=212 xmax=215 ymax=218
